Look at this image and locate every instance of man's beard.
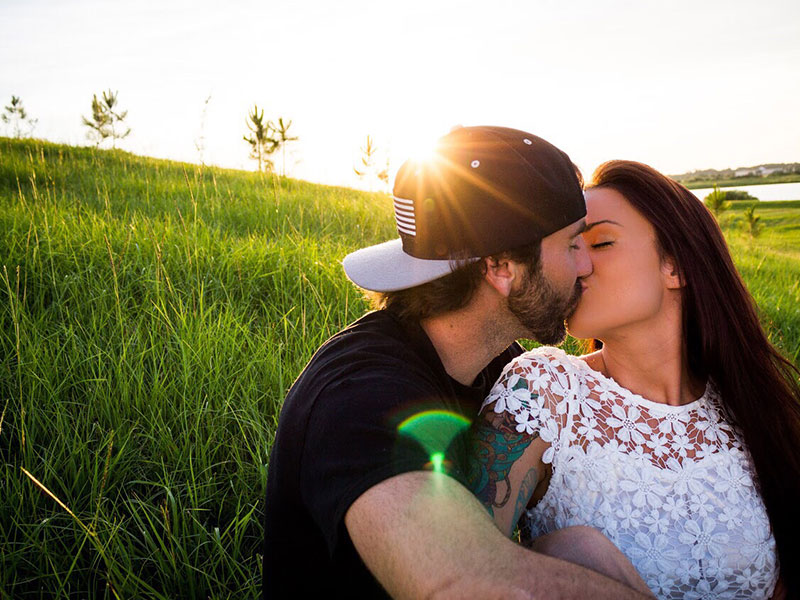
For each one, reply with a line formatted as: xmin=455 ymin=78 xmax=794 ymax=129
xmin=507 ymin=266 xmax=583 ymax=345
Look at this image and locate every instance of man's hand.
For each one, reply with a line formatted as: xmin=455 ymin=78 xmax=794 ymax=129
xmin=345 ymin=470 xmax=655 ymax=599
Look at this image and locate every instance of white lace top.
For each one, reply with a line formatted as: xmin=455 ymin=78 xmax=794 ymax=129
xmin=483 ymin=347 xmax=778 ymax=600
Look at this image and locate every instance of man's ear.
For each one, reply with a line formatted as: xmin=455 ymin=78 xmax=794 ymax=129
xmin=661 ymin=256 xmax=684 ymax=289
xmin=483 ymin=255 xmax=522 ymax=297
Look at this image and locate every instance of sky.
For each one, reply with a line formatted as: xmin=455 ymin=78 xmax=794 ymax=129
xmin=1 ymin=0 xmax=799 ymax=189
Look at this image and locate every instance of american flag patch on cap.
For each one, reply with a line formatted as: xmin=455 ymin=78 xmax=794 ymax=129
xmin=393 ymin=196 xmax=416 ymax=236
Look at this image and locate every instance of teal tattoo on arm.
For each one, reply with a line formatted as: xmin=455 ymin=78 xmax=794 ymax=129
xmin=510 ymin=467 xmax=539 ymax=537
xmin=466 ymin=408 xmax=539 ymax=517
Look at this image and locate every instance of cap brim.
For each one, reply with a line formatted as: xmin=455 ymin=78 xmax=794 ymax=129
xmin=343 ymin=238 xmax=465 ymax=292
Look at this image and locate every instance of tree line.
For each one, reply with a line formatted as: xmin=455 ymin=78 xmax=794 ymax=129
xmin=3 ymin=92 xmax=299 ymax=177
xmin=4 ymin=92 xmax=394 ymax=188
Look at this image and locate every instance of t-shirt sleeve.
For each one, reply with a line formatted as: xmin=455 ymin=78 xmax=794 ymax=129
xmin=300 ymin=368 xmax=461 ymax=554
xmin=480 ymin=349 xmax=575 ymax=465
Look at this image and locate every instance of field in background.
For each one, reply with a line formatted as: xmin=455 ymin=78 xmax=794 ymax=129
xmin=1 ymin=138 xmax=799 ymax=597
xmin=718 ymin=202 xmax=800 ymax=362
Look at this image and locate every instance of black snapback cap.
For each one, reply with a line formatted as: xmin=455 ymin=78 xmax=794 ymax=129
xmin=343 ymin=126 xmax=585 ymax=292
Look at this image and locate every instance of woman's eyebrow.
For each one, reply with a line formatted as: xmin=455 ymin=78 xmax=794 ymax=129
xmin=585 ymin=219 xmax=622 ymax=232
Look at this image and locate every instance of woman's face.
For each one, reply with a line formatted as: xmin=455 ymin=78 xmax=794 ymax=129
xmin=566 ymin=187 xmax=679 ymax=340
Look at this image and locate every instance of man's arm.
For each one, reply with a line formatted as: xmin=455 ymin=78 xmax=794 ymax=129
xmin=467 ymin=406 xmax=550 ymax=537
xmin=345 ymin=470 xmax=654 ymax=599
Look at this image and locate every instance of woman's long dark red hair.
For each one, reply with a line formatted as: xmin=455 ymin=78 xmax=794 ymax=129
xmin=589 ymin=160 xmax=800 ymax=592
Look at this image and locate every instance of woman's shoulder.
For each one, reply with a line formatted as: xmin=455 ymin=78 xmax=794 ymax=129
xmin=512 ymin=345 xmax=586 ymax=374
xmin=485 ymin=346 xmax=585 ymax=425
xmin=497 ymin=346 xmax=588 ymax=396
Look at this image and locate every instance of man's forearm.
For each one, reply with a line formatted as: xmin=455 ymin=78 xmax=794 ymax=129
xmin=346 ymin=471 xmax=653 ymax=600
xmin=428 ymin=529 xmax=654 ymax=600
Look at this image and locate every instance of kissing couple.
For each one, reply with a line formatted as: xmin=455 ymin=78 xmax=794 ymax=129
xmin=265 ymin=126 xmax=797 ymax=599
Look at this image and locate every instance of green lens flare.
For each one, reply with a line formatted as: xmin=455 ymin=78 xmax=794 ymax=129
xmin=430 ymin=452 xmax=445 ymax=474
xmin=397 ymin=410 xmax=471 ymax=471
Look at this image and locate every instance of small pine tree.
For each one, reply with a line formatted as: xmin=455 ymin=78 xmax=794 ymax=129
xmin=82 ymin=90 xmax=131 ymax=148
xmin=353 ymin=135 xmax=390 ymax=189
xmin=377 ymin=157 xmax=390 ymax=186
xmin=2 ymin=96 xmax=37 ymax=138
xmin=704 ymin=184 xmax=729 ymax=218
xmin=273 ymin=117 xmax=298 ymax=177
xmin=744 ymin=204 xmax=762 ymax=238
xmin=243 ymin=105 xmax=278 ymax=172
xmin=194 ymin=94 xmax=212 ymax=166
xmin=353 ymin=135 xmax=378 ymax=179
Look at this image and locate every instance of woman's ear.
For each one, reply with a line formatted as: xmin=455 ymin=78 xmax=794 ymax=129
xmin=483 ymin=256 xmax=520 ymax=297
xmin=661 ymin=256 xmax=684 ymax=289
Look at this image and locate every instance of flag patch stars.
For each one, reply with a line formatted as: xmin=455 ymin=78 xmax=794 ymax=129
xmin=393 ymin=195 xmax=416 ymax=236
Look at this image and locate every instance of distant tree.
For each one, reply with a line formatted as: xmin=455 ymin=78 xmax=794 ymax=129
xmin=353 ymin=135 xmax=377 ymax=178
xmin=82 ymin=89 xmax=130 ymax=148
xmin=377 ymin=157 xmax=390 ymax=186
xmin=273 ymin=117 xmax=298 ymax=177
xmin=744 ymin=205 xmax=762 ymax=238
xmin=2 ymin=95 xmax=37 ymax=138
xmin=194 ymin=94 xmax=212 ymax=166
xmin=354 ymin=135 xmax=390 ymax=190
xmin=243 ymin=105 xmax=278 ymax=172
xmin=704 ymin=184 xmax=729 ymax=217
xmin=724 ymin=190 xmax=759 ymax=202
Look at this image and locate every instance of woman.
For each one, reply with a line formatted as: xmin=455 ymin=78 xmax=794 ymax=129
xmin=472 ymin=161 xmax=800 ymax=599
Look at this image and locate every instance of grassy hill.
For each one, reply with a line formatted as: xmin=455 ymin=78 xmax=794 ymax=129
xmin=1 ymin=138 xmax=799 ymax=597
xmin=0 ymin=138 xmax=392 ymax=597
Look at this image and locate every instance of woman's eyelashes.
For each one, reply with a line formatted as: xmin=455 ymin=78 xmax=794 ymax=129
xmin=590 ymin=241 xmax=614 ymax=249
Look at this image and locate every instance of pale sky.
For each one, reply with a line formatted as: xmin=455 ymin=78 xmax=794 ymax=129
xmin=2 ymin=0 xmax=799 ymax=189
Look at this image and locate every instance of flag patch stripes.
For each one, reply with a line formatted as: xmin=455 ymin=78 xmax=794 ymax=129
xmin=393 ymin=196 xmax=416 ymax=236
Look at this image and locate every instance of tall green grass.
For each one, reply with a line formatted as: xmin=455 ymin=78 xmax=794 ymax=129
xmin=0 ymin=138 xmax=391 ymax=598
xmin=720 ymin=204 xmax=800 ymax=363
xmin=1 ymin=138 xmax=799 ymax=597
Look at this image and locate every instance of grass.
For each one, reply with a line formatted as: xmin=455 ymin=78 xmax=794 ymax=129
xmin=716 ymin=203 xmax=800 ymax=362
xmin=1 ymin=137 xmax=799 ymax=597
xmin=0 ymin=137 xmax=391 ymax=598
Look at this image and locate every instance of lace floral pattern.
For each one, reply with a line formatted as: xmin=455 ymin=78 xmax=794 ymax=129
xmin=483 ymin=347 xmax=778 ymax=600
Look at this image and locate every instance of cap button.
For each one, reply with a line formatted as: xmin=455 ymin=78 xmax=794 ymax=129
xmin=470 ymin=160 xmax=480 ymax=168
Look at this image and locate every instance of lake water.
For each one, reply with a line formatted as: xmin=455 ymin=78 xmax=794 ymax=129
xmin=689 ymin=181 xmax=800 ymax=202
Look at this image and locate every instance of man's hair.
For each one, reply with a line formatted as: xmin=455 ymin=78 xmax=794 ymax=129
xmin=367 ymin=242 xmax=542 ymax=322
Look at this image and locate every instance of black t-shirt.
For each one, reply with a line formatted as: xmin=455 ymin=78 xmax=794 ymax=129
xmin=263 ymin=310 xmax=523 ymax=598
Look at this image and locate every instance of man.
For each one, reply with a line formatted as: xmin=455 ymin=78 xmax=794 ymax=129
xmin=264 ymin=126 xmax=652 ymax=598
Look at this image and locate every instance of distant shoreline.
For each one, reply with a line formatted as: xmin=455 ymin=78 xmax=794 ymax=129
xmin=724 ymin=199 xmax=800 ymax=210
xmin=678 ymin=173 xmax=800 ymax=190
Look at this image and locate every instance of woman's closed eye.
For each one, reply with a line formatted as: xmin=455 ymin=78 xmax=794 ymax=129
xmin=590 ymin=241 xmax=614 ymax=249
